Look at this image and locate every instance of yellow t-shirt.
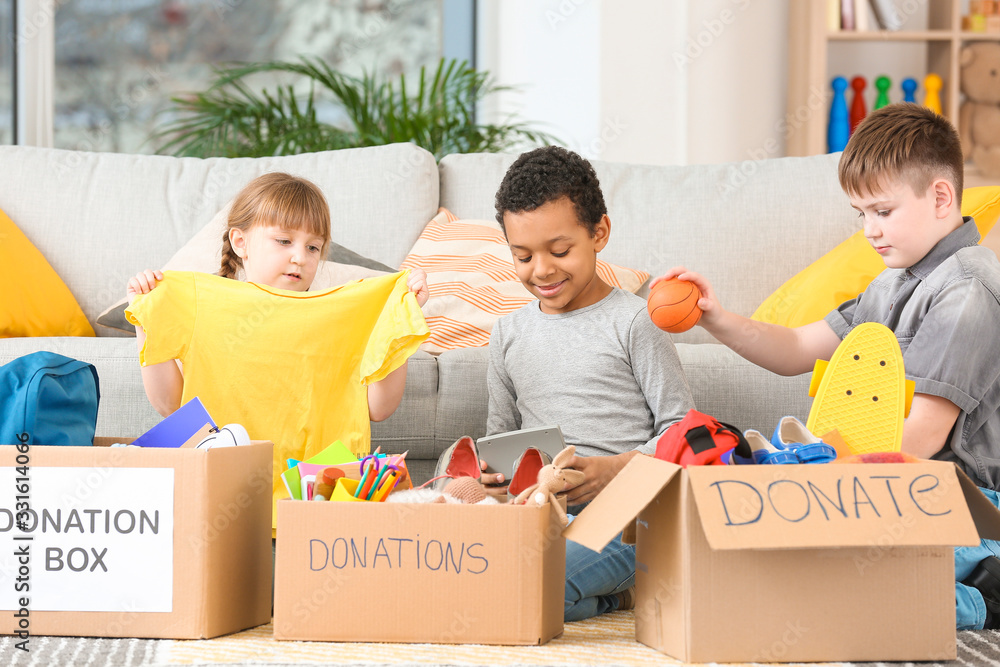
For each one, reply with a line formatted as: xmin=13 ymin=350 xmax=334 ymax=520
xmin=125 ymin=270 xmax=429 ymax=530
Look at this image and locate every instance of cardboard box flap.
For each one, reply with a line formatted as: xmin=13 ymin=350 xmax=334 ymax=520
xmin=563 ymin=456 xmax=681 ymax=552
xmin=954 ymin=465 xmax=1000 ymax=540
xmin=687 ymin=461 xmax=981 ymax=550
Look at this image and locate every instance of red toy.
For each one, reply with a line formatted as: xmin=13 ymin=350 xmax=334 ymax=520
xmin=850 ymin=75 xmax=868 ymax=134
xmin=654 ymin=408 xmax=748 ymax=468
xmin=647 ymin=278 xmax=702 ymax=333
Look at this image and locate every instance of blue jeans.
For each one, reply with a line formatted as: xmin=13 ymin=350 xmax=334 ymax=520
xmin=955 ymin=487 xmax=1000 ymax=630
xmin=564 ymin=513 xmax=636 ymax=622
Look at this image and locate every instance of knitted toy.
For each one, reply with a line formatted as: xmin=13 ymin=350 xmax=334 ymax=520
xmin=443 ymin=476 xmax=488 ymax=504
xmin=511 ymin=445 xmax=586 ymax=527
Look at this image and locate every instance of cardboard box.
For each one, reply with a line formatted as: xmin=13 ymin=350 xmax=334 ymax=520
xmin=565 ymin=456 xmax=1000 ymax=663
xmin=274 ymin=499 xmax=564 ymax=644
xmin=0 ymin=439 xmax=273 ymax=639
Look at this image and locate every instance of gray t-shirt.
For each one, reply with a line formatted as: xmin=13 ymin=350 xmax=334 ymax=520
xmin=825 ymin=218 xmax=1000 ymax=489
xmin=487 ymin=288 xmax=695 ymax=458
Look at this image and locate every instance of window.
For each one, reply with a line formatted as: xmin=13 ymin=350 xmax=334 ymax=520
xmin=52 ymin=0 xmax=449 ymax=154
xmin=0 ymin=0 xmax=12 ymax=144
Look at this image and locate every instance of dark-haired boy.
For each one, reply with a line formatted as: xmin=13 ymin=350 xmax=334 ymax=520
xmin=487 ymin=146 xmax=695 ymax=621
xmin=655 ymin=103 xmax=1000 ymax=630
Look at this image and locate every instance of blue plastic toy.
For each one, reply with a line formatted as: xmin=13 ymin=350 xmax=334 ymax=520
xmin=828 ymin=76 xmax=850 ymax=153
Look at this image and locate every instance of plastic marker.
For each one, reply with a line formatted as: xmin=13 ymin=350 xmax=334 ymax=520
xmin=354 ymin=459 xmax=378 ymax=499
xmin=367 ymin=463 xmax=398 ymax=500
xmin=372 ymin=471 xmax=399 ymax=502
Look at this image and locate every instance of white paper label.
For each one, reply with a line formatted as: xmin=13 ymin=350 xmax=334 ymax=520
xmin=0 ymin=467 xmax=174 ymax=612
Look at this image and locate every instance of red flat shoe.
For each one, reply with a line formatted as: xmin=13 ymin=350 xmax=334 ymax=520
xmin=431 ymin=436 xmax=481 ymax=485
xmin=507 ymin=447 xmax=552 ymax=499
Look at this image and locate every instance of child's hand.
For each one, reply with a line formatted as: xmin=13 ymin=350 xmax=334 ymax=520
xmin=563 ymin=450 xmax=638 ymax=506
xmin=650 ymin=265 xmax=722 ymax=327
xmin=407 ymin=268 xmax=430 ymax=307
xmin=127 ymin=269 xmax=163 ymax=299
xmin=479 ymin=459 xmax=508 ymax=498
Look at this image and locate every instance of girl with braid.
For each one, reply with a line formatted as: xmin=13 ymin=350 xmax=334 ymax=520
xmin=126 ymin=171 xmax=429 ymax=428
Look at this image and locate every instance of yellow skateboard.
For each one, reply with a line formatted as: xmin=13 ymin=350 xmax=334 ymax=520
xmin=806 ymin=322 xmax=915 ymax=456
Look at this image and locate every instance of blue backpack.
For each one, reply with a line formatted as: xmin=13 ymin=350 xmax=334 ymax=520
xmin=0 ymin=351 xmax=100 ymax=446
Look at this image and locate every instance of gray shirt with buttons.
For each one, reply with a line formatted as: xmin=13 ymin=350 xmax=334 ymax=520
xmin=825 ymin=218 xmax=1000 ymax=489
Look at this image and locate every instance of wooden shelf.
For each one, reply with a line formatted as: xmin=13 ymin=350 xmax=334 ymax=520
xmin=787 ymin=0 xmax=981 ymax=158
xmin=958 ymin=31 xmax=1000 ymax=40
xmin=827 ymin=30 xmax=956 ymax=41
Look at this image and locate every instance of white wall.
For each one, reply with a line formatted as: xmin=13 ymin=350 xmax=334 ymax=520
xmin=477 ymin=0 xmax=601 ymax=159
xmin=599 ymin=2 xmax=688 ymax=165
xmin=684 ymin=0 xmax=788 ymax=165
xmin=477 ymin=0 xmax=790 ymax=167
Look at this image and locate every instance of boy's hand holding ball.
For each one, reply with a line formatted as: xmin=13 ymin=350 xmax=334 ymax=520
xmin=647 ymin=277 xmax=703 ymax=333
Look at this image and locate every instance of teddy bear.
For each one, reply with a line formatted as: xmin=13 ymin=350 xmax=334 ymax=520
xmin=959 ymin=42 xmax=1000 ymax=178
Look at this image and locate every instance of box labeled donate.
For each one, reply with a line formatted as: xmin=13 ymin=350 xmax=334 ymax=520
xmin=274 ymin=500 xmax=564 ymax=644
xmin=565 ymin=457 xmax=1000 ymax=663
xmin=0 ymin=440 xmax=273 ymax=639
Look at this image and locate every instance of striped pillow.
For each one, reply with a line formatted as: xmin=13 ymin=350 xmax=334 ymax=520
xmin=400 ymin=208 xmax=650 ymax=354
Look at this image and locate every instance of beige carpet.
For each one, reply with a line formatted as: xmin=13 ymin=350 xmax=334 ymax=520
xmin=2 ymin=612 xmax=998 ymax=666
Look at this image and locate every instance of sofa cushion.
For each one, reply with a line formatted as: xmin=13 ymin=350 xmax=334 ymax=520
xmin=0 ymin=143 xmax=439 ymax=336
xmin=0 ymin=336 xmax=161 ymax=437
xmin=439 ymin=152 xmax=856 ymax=344
xmin=95 ymin=202 xmax=392 ymax=334
xmin=0 ymin=207 xmax=94 ymax=338
xmin=155 ymin=199 xmax=396 ymax=278
xmin=675 ymin=342 xmax=813 ymax=435
xmin=752 ymin=185 xmax=1000 ymax=327
xmin=433 ymin=346 xmax=491 ymax=452
xmin=400 ymin=208 xmax=649 ymax=354
xmin=425 ymin=343 xmax=816 ymax=464
xmin=370 ymin=350 xmax=440 ymax=481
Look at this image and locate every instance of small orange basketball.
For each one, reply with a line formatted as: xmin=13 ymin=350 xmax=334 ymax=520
xmin=647 ymin=278 xmax=702 ymax=333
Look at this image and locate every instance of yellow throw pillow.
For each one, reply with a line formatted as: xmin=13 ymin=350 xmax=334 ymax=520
xmin=752 ymin=186 xmax=1000 ymax=327
xmin=0 ymin=207 xmax=95 ymax=338
xmin=401 ymin=208 xmax=650 ymax=354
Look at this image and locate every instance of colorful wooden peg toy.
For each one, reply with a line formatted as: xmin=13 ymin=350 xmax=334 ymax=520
xmin=849 ymin=76 xmax=868 ymax=133
xmin=828 ymin=76 xmax=850 ymax=153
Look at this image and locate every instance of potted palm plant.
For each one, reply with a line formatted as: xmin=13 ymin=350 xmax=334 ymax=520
xmin=152 ymin=57 xmax=558 ymax=159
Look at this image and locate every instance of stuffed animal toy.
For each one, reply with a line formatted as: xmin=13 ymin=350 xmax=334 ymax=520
xmin=443 ymin=476 xmax=488 ymax=504
xmin=511 ymin=445 xmax=586 ymax=527
xmin=959 ymin=42 xmax=1000 ymax=178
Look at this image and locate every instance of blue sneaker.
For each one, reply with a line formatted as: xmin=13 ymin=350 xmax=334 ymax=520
xmin=770 ymin=416 xmax=837 ymax=464
xmin=746 ymin=429 xmax=798 ymax=465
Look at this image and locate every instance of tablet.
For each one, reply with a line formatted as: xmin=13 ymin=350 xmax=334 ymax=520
xmin=476 ymin=426 xmax=567 ymax=481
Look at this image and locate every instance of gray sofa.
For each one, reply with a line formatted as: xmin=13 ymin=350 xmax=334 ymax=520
xmin=0 ymin=143 xmax=860 ymax=482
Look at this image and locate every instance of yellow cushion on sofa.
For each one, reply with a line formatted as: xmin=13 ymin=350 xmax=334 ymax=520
xmin=0 ymin=207 xmax=95 ymax=338
xmin=752 ymin=186 xmax=1000 ymax=328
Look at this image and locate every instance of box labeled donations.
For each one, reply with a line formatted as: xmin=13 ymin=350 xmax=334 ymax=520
xmin=0 ymin=440 xmax=273 ymax=639
xmin=274 ymin=499 xmax=564 ymax=644
xmin=565 ymin=456 xmax=1000 ymax=663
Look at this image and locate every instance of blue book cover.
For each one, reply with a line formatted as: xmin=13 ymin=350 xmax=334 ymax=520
xmin=131 ymin=396 xmax=217 ymax=448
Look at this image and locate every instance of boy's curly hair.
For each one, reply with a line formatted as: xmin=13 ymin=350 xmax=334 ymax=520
xmin=494 ymin=146 xmax=607 ymax=236
xmin=839 ymin=103 xmax=963 ymax=206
